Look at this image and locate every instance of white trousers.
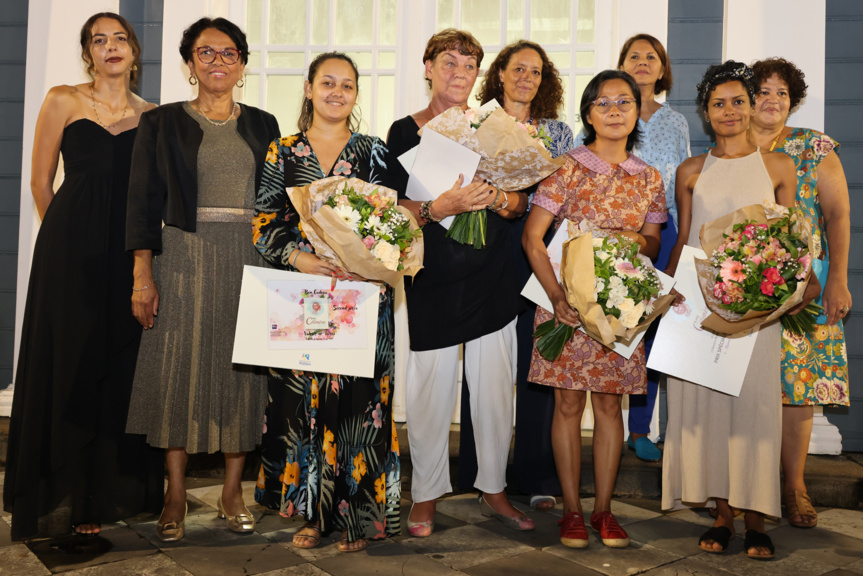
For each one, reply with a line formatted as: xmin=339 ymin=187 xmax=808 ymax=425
xmin=405 ymin=318 xmax=517 ymax=502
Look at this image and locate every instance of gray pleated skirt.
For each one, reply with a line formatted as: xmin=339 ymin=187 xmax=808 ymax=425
xmin=126 ymin=222 xmax=267 ymax=454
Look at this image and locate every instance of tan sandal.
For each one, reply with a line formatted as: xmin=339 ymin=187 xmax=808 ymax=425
xmin=338 ymin=532 xmax=368 ymax=553
xmin=292 ymin=523 xmax=322 ymax=549
xmin=785 ymin=490 xmax=817 ymax=528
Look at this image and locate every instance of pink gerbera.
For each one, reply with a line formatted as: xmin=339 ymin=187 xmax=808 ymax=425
xmin=720 ymin=259 xmax=747 ymax=283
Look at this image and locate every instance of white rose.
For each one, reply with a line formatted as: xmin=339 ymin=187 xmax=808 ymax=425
xmin=372 ymin=241 xmax=401 ymax=270
xmin=334 ymin=204 xmax=361 ymax=231
xmin=593 ymin=238 xmax=605 ymax=248
xmin=620 ymin=308 xmax=640 ymax=329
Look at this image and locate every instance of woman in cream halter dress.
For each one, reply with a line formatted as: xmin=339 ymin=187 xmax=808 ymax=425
xmin=661 ymin=62 xmax=802 ymax=559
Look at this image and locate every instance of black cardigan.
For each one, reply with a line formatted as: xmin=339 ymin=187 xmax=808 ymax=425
xmin=125 ymin=102 xmax=280 ymax=253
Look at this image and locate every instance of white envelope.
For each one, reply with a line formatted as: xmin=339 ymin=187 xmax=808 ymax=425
xmin=232 ymin=266 xmax=380 ymax=378
xmin=646 ymin=245 xmax=758 ymax=396
xmin=520 ymin=219 xmax=674 ymax=360
xmin=403 ymin=128 xmax=481 ymax=230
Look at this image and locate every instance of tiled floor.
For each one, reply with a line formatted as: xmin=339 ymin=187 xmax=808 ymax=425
xmin=1 ymin=472 xmax=861 ymax=576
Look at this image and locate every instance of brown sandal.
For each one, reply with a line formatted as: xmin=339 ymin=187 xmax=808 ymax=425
xmin=785 ymin=490 xmax=817 ymax=528
xmin=292 ymin=523 xmax=322 ymax=549
xmin=337 ymin=532 xmax=368 ymax=553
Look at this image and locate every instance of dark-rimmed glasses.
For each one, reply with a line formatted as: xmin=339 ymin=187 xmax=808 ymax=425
xmin=195 ymin=46 xmax=241 ymax=65
xmin=591 ymin=98 xmax=636 ymax=114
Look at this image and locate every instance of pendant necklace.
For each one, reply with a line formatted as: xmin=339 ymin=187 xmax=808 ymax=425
xmin=90 ymin=84 xmax=129 ymax=130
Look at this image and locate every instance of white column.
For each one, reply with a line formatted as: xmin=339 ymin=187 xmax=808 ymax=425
xmin=6 ymin=0 xmax=119 ymax=416
xmin=723 ymin=0 xmax=825 ymax=131
xmin=724 ymin=0 xmax=839 ymax=454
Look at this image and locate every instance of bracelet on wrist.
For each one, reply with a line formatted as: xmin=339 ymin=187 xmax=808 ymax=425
xmin=488 ymin=187 xmax=502 ymax=211
xmin=132 ymin=282 xmax=152 ymax=292
xmin=291 ymin=249 xmax=302 ymax=268
xmin=420 ymin=200 xmax=440 ymax=224
xmin=491 ymin=191 xmax=509 ymax=212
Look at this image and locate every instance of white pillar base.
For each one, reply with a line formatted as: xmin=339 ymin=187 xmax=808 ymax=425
xmin=0 ymin=384 xmax=13 ymax=417
xmin=808 ymin=407 xmax=843 ymax=455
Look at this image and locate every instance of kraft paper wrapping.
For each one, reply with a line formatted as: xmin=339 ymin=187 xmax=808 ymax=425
xmin=287 ymin=176 xmax=424 ymax=287
xmin=694 ymin=201 xmax=815 ymax=335
xmin=418 ymin=106 xmax=567 ymax=192
xmin=559 ymin=221 xmax=675 ymax=349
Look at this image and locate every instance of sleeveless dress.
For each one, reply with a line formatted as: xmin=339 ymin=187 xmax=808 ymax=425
xmin=662 ymin=150 xmax=782 ymax=518
xmin=126 ymin=103 xmax=268 ymax=454
xmin=3 ymin=120 xmax=164 ymax=540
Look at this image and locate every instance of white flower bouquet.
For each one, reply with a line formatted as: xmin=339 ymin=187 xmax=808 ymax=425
xmin=287 ymin=176 xmax=424 ymax=286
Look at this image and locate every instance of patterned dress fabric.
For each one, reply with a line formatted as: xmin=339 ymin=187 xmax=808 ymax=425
xmin=253 ymin=132 xmax=400 ymax=542
xmin=527 ymin=145 xmax=666 ymax=393
xmin=576 ymin=103 xmax=689 ymax=227
xmin=776 ymin=128 xmax=849 ymax=406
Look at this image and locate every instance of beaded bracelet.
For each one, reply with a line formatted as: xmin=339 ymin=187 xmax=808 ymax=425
xmin=487 ymin=187 xmax=502 ymax=211
xmin=419 ymin=200 xmax=440 ymax=224
xmin=491 ymin=192 xmax=509 ymax=212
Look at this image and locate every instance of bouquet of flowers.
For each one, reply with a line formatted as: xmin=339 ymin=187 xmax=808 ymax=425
xmin=419 ymin=100 xmax=567 ymax=249
xmin=287 ymin=176 xmax=424 ymax=287
xmin=695 ymin=201 xmax=820 ymax=335
xmin=534 ymin=221 xmax=675 ymax=360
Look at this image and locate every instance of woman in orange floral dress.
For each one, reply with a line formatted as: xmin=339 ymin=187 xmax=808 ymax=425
xmin=523 ymin=70 xmax=665 ymax=549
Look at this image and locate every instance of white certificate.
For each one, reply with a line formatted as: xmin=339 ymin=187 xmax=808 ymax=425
xmin=403 ymin=128 xmax=481 ymax=230
xmin=646 ymin=245 xmax=757 ymax=396
xmin=232 ymin=266 xmax=379 ymax=378
xmin=520 ymin=219 xmax=674 ymax=360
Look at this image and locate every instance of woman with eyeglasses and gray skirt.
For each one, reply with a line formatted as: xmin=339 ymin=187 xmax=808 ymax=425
xmin=124 ymin=17 xmax=279 ymax=542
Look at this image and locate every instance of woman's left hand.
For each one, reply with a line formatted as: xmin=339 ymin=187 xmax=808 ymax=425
xmin=822 ymin=277 xmax=852 ymax=325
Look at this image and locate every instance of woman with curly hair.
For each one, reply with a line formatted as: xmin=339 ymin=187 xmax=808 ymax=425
xmin=749 ymin=57 xmax=851 ymax=529
xmin=662 ymin=61 xmax=814 ymax=560
xmin=457 ymin=40 xmax=573 ymax=511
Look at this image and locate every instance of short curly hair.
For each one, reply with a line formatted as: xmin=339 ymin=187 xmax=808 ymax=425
xmin=476 ymin=40 xmax=564 ymax=121
xmin=696 ymin=60 xmax=756 ymax=112
xmin=179 ymin=17 xmax=249 ymax=66
xmin=616 ymin=34 xmax=672 ymax=96
xmin=422 ymin=28 xmax=484 ymax=89
xmin=752 ymin=57 xmax=808 ymax=111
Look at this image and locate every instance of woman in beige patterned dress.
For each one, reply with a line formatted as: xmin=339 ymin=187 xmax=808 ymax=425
xmin=663 ymin=61 xmax=815 ymax=560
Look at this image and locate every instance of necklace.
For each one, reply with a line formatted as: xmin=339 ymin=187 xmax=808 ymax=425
xmin=768 ymin=127 xmax=786 ymax=151
xmin=194 ymin=101 xmax=238 ymax=126
xmin=90 ymin=84 xmax=129 ymax=130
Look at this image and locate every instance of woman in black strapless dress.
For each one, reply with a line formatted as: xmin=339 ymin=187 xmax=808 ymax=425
xmin=3 ymin=13 xmax=163 ymax=541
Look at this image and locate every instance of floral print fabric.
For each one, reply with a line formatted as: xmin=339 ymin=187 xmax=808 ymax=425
xmin=253 ymin=132 xmax=400 ymax=541
xmin=528 ymin=146 xmax=666 ymax=392
xmin=776 ymin=128 xmax=849 ymax=406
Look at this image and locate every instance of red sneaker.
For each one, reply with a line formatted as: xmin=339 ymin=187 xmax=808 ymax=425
xmin=590 ymin=511 xmax=629 ymax=548
xmin=559 ymin=511 xmax=589 ymax=548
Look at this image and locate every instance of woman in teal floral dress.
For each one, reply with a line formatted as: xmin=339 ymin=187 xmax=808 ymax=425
xmin=750 ymin=58 xmax=851 ymax=529
xmin=253 ymin=52 xmax=399 ymax=552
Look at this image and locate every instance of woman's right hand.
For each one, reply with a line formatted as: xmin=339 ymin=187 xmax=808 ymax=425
xmin=132 ymin=283 xmax=160 ymax=329
xmin=429 ymin=175 xmax=495 ymax=219
xmin=293 ymin=250 xmax=344 ymax=278
xmin=551 ymin=289 xmax=581 ymax=328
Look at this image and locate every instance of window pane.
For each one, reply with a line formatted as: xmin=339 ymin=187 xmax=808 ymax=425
xmin=438 ymin=0 xmax=456 ymax=29
xmin=379 ymin=0 xmax=397 ymax=45
xmin=336 ymin=0 xmax=374 ymax=45
xmin=311 ymin=0 xmax=327 ymax=45
xmin=243 ymin=74 xmax=261 ymax=109
xmin=356 ymin=76 xmax=372 ymax=133
xmin=481 ymin=52 xmax=498 ymax=73
xmin=461 ymin=0 xmax=500 ymax=46
xmin=576 ymin=0 xmax=595 ymax=44
xmin=345 ymin=52 xmax=373 ymax=69
xmin=269 ymin=0 xmax=306 ymax=45
xmin=574 ymin=73 xmax=593 ymax=126
xmin=267 ymin=52 xmax=305 ymax=68
xmin=378 ymin=52 xmax=396 ymax=68
xmin=506 ymin=0 xmax=525 ymax=43
xmin=246 ymin=0 xmax=263 ymax=45
xmin=548 ymin=52 xmax=570 ymax=70
xmin=530 ymin=0 xmax=570 ymax=45
xmin=267 ymin=75 xmax=304 ymax=133
xmin=247 ymin=51 xmax=262 ymax=69
xmin=558 ymin=75 xmax=569 ymax=124
xmin=375 ymin=75 xmax=395 ymax=137
xmin=576 ymin=51 xmax=594 ymax=69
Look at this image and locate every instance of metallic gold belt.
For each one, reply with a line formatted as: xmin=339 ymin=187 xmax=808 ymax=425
xmin=196 ymin=207 xmax=256 ymax=223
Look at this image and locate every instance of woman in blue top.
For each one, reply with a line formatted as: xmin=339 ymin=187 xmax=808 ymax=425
xmin=457 ymin=40 xmax=573 ymax=510
xmin=576 ymin=34 xmax=690 ymax=461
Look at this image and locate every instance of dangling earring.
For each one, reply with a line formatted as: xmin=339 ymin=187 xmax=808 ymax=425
xmin=131 ymin=64 xmax=138 ymax=71
xmin=236 ymin=77 xmax=245 ymax=88
xmin=189 ymin=75 xmax=198 ymax=85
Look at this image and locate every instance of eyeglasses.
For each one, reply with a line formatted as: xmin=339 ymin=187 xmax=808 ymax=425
xmin=591 ymin=98 xmax=636 ymax=114
xmin=195 ymin=46 xmax=241 ymax=65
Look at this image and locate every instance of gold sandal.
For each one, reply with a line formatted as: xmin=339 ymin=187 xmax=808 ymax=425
xmin=785 ymin=490 xmax=817 ymax=528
